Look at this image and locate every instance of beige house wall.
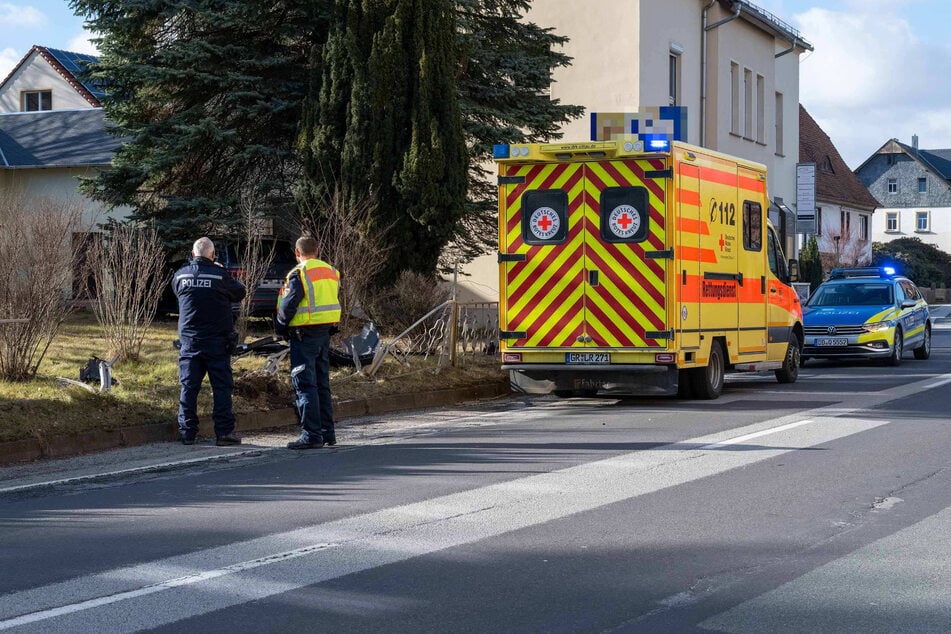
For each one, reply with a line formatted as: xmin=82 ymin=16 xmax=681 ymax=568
xmin=0 ymin=52 xmax=94 ymax=113
xmin=0 ymin=168 xmax=126 ymax=229
xmin=456 ymin=0 xmax=808 ymax=301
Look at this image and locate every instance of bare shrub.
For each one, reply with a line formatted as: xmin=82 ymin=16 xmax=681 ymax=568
xmin=369 ymin=270 xmax=452 ymax=336
xmin=0 ymin=192 xmax=86 ymax=381
xmin=297 ymin=189 xmax=390 ymax=337
xmin=90 ymin=222 xmax=169 ymax=362
xmin=234 ymin=199 xmax=276 ymax=342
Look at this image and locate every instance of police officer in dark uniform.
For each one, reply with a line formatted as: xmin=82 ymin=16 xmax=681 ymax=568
xmin=275 ymin=236 xmax=341 ymax=449
xmin=173 ymin=237 xmax=246 ymax=446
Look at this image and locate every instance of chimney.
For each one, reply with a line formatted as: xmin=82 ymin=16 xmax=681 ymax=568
xmin=912 ymin=134 xmax=919 ymax=150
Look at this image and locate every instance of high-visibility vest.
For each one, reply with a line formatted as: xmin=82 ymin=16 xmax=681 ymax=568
xmin=277 ymin=258 xmax=341 ymax=326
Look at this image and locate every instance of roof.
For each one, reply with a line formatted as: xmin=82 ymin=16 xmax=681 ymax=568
xmin=0 ymin=109 xmax=120 ymax=168
xmin=798 ymin=104 xmax=879 ymax=211
xmin=722 ymin=0 xmax=814 ymax=52
xmin=855 ymin=138 xmax=951 ymax=183
xmin=0 ymin=45 xmax=103 ymax=107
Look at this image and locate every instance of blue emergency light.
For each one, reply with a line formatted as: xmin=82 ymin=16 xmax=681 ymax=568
xmin=493 ymin=144 xmax=510 ymax=159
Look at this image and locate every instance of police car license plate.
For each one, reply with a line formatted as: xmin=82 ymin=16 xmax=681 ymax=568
xmin=566 ymin=352 xmax=610 ymax=364
xmin=814 ymin=337 xmax=848 ymax=347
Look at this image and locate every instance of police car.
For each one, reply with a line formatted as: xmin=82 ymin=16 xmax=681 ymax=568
xmin=802 ymin=267 xmax=931 ymax=366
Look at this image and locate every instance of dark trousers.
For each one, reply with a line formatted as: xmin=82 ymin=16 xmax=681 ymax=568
xmin=178 ymin=338 xmax=236 ymax=440
xmin=289 ymin=328 xmax=335 ymax=444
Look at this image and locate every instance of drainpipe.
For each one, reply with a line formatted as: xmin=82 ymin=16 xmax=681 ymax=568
xmin=701 ymin=0 xmax=742 ymax=148
xmin=776 ymin=36 xmax=799 ymax=58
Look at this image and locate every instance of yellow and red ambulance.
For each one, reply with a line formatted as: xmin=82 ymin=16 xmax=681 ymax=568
xmin=494 ymin=139 xmax=803 ymax=399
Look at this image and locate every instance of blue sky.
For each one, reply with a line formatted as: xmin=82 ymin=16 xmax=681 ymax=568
xmin=3 ymin=0 xmax=950 ymax=168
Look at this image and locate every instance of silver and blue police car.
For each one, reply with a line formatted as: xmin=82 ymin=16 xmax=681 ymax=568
xmin=802 ymin=267 xmax=931 ymax=366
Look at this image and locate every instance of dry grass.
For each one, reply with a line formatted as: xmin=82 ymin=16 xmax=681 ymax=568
xmin=0 ymin=313 xmax=505 ymax=444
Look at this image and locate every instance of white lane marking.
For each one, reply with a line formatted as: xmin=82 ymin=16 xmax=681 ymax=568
xmin=923 ymin=376 xmax=951 ymax=390
xmin=3 ymin=374 xmax=950 ymax=632
xmin=0 ymin=417 xmax=894 ymax=632
xmin=0 ymin=543 xmax=336 ymax=630
xmin=701 ymin=420 xmax=813 ymax=449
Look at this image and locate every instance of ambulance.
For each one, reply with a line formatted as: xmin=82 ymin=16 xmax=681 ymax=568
xmin=494 ymin=139 xmax=803 ymax=399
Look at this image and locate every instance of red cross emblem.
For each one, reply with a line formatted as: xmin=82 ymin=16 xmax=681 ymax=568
xmin=537 ymin=215 xmax=552 ymax=231
xmin=719 ymin=234 xmax=725 ymax=250
xmin=616 ymin=213 xmax=632 ymax=230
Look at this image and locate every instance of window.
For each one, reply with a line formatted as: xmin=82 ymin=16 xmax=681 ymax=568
xmin=840 ymin=210 xmax=846 ymax=234
xmin=668 ymin=53 xmax=680 ymax=106
xmin=918 ymin=177 xmax=927 ymax=193
xmin=816 ymin=207 xmax=823 ymax=236
xmin=743 ymin=201 xmax=762 ymax=251
xmin=756 ymin=74 xmax=765 ymax=143
xmin=886 ymin=212 xmax=899 ymax=232
xmin=743 ymin=68 xmax=753 ymax=139
xmin=599 ymin=187 xmax=650 ymax=243
xmin=730 ymin=62 xmax=740 ymax=135
xmin=887 ymin=178 xmax=898 ymax=194
xmin=775 ymin=92 xmax=784 ymax=155
xmin=916 ymin=211 xmax=930 ymax=232
xmin=861 ymin=215 xmax=869 ymax=240
xmin=21 ymin=90 xmax=52 ymax=111
xmin=520 ymin=190 xmax=568 ymax=245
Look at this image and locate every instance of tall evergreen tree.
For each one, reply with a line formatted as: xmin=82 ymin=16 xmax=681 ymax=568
xmin=300 ymin=0 xmax=468 ymax=284
xmin=71 ymin=0 xmax=329 ymax=246
xmin=452 ymin=0 xmax=584 ymax=264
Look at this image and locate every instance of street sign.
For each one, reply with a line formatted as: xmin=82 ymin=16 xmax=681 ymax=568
xmin=796 ymin=162 xmax=817 ymax=234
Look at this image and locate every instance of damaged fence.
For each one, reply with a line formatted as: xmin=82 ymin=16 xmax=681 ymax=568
xmin=366 ymin=301 xmax=499 ymax=376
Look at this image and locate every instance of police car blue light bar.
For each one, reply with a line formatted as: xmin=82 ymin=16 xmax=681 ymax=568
xmin=493 ymin=144 xmax=510 ymax=159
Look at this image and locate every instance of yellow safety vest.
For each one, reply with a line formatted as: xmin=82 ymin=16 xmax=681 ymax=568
xmin=277 ymin=258 xmax=341 ymax=326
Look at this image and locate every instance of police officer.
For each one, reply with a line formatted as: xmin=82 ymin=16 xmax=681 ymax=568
xmin=173 ymin=237 xmax=246 ymax=446
xmin=275 ymin=236 xmax=340 ymax=449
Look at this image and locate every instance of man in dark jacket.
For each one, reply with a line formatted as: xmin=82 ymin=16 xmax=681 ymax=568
xmin=173 ymin=237 xmax=246 ymax=446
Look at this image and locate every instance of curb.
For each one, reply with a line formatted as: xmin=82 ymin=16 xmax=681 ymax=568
xmin=0 ymin=381 xmax=511 ymax=466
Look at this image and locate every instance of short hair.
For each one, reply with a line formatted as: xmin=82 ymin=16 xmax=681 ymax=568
xmin=192 ymin=236 xmax=215 ymax=258
xmin=296 ymin=236 xmax=318 ymax=257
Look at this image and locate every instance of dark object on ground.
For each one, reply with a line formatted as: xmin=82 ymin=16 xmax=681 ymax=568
xmin=79 ymin=356 xmax=118 ymax=387
xmin=216 ymin=434 xmax=242 ymax=446
xmin=287 ymin=438 xmax=325 ymax=450
xmin=329 ymin=321 xmax=380 ymax=367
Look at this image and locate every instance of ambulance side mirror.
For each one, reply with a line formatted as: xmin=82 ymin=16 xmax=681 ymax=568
xmin=787 ymin=259 xmax=800 ymax=283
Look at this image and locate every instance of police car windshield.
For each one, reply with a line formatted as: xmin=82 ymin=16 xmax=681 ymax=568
xmin=808 ymin=282 xmax=893 ymax=307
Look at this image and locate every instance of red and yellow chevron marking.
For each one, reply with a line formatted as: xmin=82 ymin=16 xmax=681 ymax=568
xmin=583 ymin=159 xmax=668 ymax=347
xmin=502 ymin=162 xmax=586 ymax=347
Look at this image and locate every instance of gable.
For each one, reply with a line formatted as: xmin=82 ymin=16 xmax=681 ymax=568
xmin=0 ymin=47 xmax=101 ymax=114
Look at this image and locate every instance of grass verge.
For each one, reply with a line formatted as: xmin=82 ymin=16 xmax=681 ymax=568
xmin=0 ymin=313 xmax=506 ymax=444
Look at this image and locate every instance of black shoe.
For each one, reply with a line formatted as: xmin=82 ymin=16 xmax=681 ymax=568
xmin=324 ymin=438 xmax=337 ymax=446
xmin=287 ymin=438 xmax=325 ymax=450
xmin=181 ymin=438 xmax=196 ymax=446
xmin=216 ymin=434 xmax=242 ymax=446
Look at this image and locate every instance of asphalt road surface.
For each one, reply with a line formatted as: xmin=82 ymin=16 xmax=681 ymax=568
xmin=2 ymin=306 xmax=951 ymax=633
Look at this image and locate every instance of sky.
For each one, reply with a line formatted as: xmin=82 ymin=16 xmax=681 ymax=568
xmin=2 ymin=0 xmax=950 ymax=168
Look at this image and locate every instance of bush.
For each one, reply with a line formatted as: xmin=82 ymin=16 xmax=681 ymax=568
xmin=0 ymin=192 xmax=86 ymax=381
xmin=872 ymin=238 xmax=951 ymax=287
xmin=368 ymin=271 xmax=451 ymax=336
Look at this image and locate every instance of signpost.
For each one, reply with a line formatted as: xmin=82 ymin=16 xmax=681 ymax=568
xmin=796 ymin=162 xmax=817 ymax=234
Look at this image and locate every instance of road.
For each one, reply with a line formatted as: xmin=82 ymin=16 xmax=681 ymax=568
xmin=2 ymin=306 xmax=951 ymax=633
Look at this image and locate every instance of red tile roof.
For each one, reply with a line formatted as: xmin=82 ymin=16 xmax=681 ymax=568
xmin=799 ymin=104 xmax=879 ymax=211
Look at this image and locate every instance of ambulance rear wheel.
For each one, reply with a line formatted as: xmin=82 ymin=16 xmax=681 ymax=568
xmin=775 ymin=332 xmax=801 ymax=384
xmin=690 ymin=341 xmax=725 ymax=400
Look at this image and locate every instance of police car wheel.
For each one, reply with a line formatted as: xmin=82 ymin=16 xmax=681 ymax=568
xmin=690 ymin=340 xmax=725 ymax=400
xmin=775 ymin=332 xmax=801 ymax=384
xmin=884 ymin=326 xmax=903 ymax=367
xmin=913 ymin=325 xmax=931 ymax=360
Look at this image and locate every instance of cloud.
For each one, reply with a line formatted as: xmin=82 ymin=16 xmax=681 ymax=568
xmin=0 ymin=47 xmax=20 ymax=79
xmin=0 ymin=3 xmax=46 ymax=27
xmin=791 ymin=5 xmax=951 ymax=167
xmin=67 ymin=32 xmax=100 ymax=55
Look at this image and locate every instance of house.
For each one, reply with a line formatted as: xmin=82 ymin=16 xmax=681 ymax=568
xmin=458 ymin=0 xmax=813 ymax=302
xmin=0 ymin=46 xmax=123 ymax=298
xmin=0 ymin=45 xmax=103 ymax=113
xmin=856 ymin=137 xmax=951 ymax=254
xmin=798 ymin=104 xmax=879 ymax=269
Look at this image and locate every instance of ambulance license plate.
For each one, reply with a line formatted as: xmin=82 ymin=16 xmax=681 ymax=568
xmin=566 ymin=352 xmax=610 ymax=364
xmin=814 ymin=337 xmax=848 ymax=347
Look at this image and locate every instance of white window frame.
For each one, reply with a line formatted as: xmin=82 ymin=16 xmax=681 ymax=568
xmin=730 ymin=62 xmax=740 ymax=135
xmin=918 ymin=177 xmax=927 ymax=193
xmin=860 ymin=214 xmax=869 ymax=240
xmin=774 ymin=92 xmax=784 ymax=156
xmin=915 ymin=211 xmax=930 ymax=232
xmin=887 ymin=178 xmax=898 ymax=194
xmin=743 ymin=68 xmax=753 ymax=139
xmin=886 ymin=212 xmax=899 ymax=232
xmin=756 ymin=74 xmax=765 ymax=144
xmin=21 ymin=90 xmax=52 ymax=112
